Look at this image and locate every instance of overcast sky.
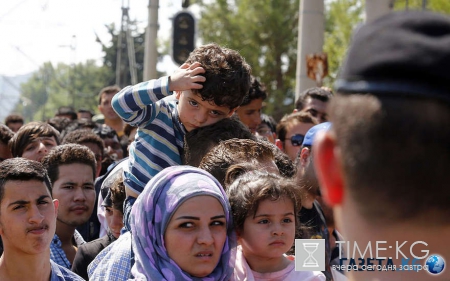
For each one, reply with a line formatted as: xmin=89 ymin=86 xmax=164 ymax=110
xmin=0 ymin=0 xmax=182 ymax=77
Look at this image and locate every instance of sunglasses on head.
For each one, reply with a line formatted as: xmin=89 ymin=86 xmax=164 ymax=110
xmin=287 ymin=134 xmax=305 ymax=146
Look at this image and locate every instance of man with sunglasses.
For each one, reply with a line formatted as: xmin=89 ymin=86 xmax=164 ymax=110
xmin=275 ymin=111 xmax=316 ymax=161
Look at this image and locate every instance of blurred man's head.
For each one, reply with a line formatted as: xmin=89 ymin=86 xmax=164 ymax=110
xmin=0 ymin=124 xmax=13 ymax=162
xmin=98 ymin=86 xmax=121 ymax=122
xmin=295 ymin=87 xmax=333 ymax=123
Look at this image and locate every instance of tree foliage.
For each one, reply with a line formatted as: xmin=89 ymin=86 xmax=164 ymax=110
xmin=16 ymin=60 xmax=110 ymax=122
xmin=393 ymin=0 xmax=450 ymax=13
xmin=323 ymin=0 xmax=364 ymax=85
xmin=195 ymin=0 xmax=300 ymax=121
xmin=97 ymin=22 xmax=146 ymax=88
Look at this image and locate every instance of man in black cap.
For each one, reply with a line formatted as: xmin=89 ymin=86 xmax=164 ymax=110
xmin=314 ymin=11 xmax=450 ymax=281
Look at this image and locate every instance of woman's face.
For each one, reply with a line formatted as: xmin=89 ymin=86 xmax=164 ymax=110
xmin=164 ymin=195 xmax=227 ymax=277
xmin=21 ymin=136 xmax=58 ymax=162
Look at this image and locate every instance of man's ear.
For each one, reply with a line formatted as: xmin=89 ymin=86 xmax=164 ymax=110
xmin=227 ymin=107 xmax=238 ymax=117
xmin=275 ymin=139 xmax=284 ymax=150
xmin=313 ymin=131 xmax=344 ymax=206
xmin=300 ymin=147 xmax=310 ymax=169
xmin=53 ymin=199 xmax=59 ymax=215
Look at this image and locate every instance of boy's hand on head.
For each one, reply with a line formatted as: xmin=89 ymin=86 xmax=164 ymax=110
xmin=169 ymin=62 xmax=206 ymax=92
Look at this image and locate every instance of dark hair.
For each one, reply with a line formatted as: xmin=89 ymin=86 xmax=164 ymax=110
xmin=276 ymin=112 xmax=317 ymax=143
xmin=226 ymin=166 xmax=302 ymax=232
xmin=98 ymin=85 xmax=121 ymax=105
xmin=61 ymin=119 xmax=100 ymax=140
xmin=271 ymin=143 xmax=296 ymax=178
xmin=123 ymin=124 xmax=137 ymax=137
xmin=183 ymin=118 xmax=255 ymax=167
xmin=92 ymin=125 xmax=119 ymax=140
xmin=198 ymin=138 xmax=276 ymax=187
xmin=55 ymin=106 xmax=77 ymax=120
xmin=41 ymin=143 xmax=97 ymax=187
xmin=240 ymin=76 xmax=267 ymax=106
xmin=185 ymin=43 xmax=252 ymax=109
xmin=0 ymin=158 xmax=52 ymax=205
xmin=77 ymin=108 xmax=93 ymax=118
xmin=110 ymin=175 xmax=126 ymax=214
xmin=4 ymin=114 xmax=24 ymax=126
xmin=330 ymin=94 xmax=450 ymax=223
xmin=259 ymin=114 xmax=277 ymax=133
xmin=62 ymin=129 xmax=105 ymax=162
xmin=0 ymin=124 xmax=14 ymax=145
xmin=9 ymin=122 xmax=61 ymax=157
xmin=46 ymin=116 xmax=72 ymax=133
xmin=295 ymin=87 xmax=333 ymax=110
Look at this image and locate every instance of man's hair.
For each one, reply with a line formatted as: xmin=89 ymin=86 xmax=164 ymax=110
xmin=62 ymin=129 xmax=105 ymax=155
xmin=77 ymin=108 xmax=93 ymax=118
xmin=4 ymin=114 xmax=24 ymax=126
xmin=9 ymin=122 xmax=61 ymax=157
xmin=0 ymin=158 xmax=52 ymax=205
xmin=330 ymin=94 xmax=450 ymax=224
xmin=240 ymin=76 xmax=267 ymax=106
xmin=295 ymin=87 xmax=333 ymax=110
xmin=92 ymin=125 xmax=119 ymax=141
xmin=0 ymin=124 xmax=14 ymax=145
xmin=41 ymin=143 xmax=96 ymax=187
xmin=185 ymin=43 xmax=252 ymax=109
xmin=55 ymin=106 xmax=77 ymax=120
xmin=110 ymin=175 xmax=126 ymax=214
xmin=199 ymin=138 xmax=276 ymax=187
xmin=226 ymin=166 xmax=301 ymax=232
xmin=259 ymin=114 xmax=277 ymax=133
xmin=183 ymin=118 xmax=255 ymax=167
xmin=46 ymin=116 xmax=72 ymax=133
xmin=276 ymin=111 xmax=317 ymax=143
xmin=98 ymin=85 xmax=121 ymax=105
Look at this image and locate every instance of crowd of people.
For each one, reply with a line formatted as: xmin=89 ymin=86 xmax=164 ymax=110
xmin=0 ymin=10 xmax=448 ymax=281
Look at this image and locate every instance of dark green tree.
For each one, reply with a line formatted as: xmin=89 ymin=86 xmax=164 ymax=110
xmin=323 ymin=0 xmax=364 ymax=85
xmin=97 ymin=22 xmax=146 ymax=88
xmin=195 ymin=0 xmax=300 ymax=121
xmin=16 ymin=60 xmax=110 ymax=122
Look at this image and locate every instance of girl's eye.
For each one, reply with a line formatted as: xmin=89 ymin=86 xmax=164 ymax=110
xmin=180 ymin=222 xmax=194 ymax=228
xmin=283 ymin=218 xmax=293 ymax=223
xmin=211 ymin=220 xmax=225 ymax=226
xmin=188 ymin=100 xmax=198 ymax=107
xmin=258 ymin=219 xmax=269 ymax=224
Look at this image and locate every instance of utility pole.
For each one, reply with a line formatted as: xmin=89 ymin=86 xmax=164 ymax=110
xmin=116 ymin=0 xmax=138 ymax=87
xmin=295 ymin=0 xmax=325 ymax=100
xmin=143 ymin=0 xmax=159 ymax=81
xmin=365 ymin=0 xmax=393 ymax=23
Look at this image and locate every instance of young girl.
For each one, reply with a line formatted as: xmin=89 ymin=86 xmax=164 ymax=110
xmin=226 ymin=165 xmax=326 ymax=281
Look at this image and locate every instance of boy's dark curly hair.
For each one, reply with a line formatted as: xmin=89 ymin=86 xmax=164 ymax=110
xmin=185 ymin=43 xmax=251 ymax=109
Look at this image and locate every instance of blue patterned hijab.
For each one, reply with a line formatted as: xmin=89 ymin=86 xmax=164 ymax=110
xmin=130 ymin=165 xmax=235 ymax=281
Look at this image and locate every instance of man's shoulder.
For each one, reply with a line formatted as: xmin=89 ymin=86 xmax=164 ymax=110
xmin=50 ymin=260 xmax=84 ymax=281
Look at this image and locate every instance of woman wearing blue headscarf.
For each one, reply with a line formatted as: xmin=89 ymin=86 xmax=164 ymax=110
xmin=130 ymin=165 xmax=236 ymax=281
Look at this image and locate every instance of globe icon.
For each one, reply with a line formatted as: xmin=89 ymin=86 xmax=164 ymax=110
xmin=426 ymin=255 xmax=445 ymax=275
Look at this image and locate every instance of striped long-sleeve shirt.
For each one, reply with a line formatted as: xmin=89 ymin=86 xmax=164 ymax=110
xmin=111 ymin=76 xmax=186 ymax=195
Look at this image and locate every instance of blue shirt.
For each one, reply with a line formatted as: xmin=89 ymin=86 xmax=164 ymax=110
xmin=111 ymin=77 xmax=186 ymax=196
xmin=50 ymin=231 xmax=85 ymax=269
xmin=50 ymin=260 xmax=84 ymax=281
xmin=88 ymin=232 xmax=132 ymax=281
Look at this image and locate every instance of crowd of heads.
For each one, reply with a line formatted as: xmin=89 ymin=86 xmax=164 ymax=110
xmin=0 ymin=10 xmax=449 ymax=281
